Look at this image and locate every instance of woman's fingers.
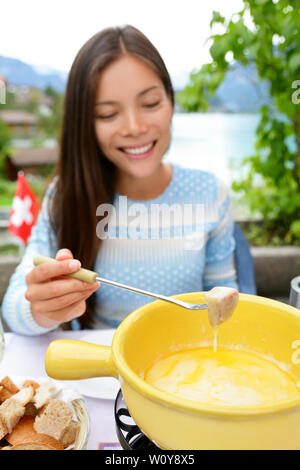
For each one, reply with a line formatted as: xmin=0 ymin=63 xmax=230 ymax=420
xmin=25 ymin=278 xmax=98 ymax=302
xmin=30 ymin=284 xmax=98 ymax=314
xmin=26 ymin=250 xmax=100 ymax=328
xmin=32 ymin=297 xmax=90 ymax=328
xmin=55 ymin=248 xmax=74 ymax=261
xmin=26 ymin=258 xmax=81 ymax=284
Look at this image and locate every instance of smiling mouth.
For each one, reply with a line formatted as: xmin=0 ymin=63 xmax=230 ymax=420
xmin=119 ymin=141 xmax=156 ymax=155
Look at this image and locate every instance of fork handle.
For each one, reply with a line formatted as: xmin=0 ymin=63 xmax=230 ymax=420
xmin=33 ymin=255 xmax=98 ymax=283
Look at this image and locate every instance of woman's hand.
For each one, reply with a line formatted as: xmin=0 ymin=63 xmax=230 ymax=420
xmin=25 ymin=249 xmax=100 ymax=328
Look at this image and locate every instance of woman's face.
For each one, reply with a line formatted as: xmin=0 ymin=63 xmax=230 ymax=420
xmin=94 ymin=54 xmax=173 ymax=181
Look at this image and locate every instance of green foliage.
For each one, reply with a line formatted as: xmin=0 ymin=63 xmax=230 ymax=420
xmin=178 ymin=0 xmax=300 ymax=245
xmin=38 ymin=87 xmax=63 ymax=139
xmin=0 ymin=176 xmax=46 ymax=206
xmin=1 ymin=84 xmax=64 ymax=139
xmin=0 ymin=244 xmax=19 ymax=256
xmin=244 ymin=222 xmax=296 ymax=246
xmin=0 ymin=119 xmax=11 ymax=152
xmin=0 ymin=118 xmax=12 ymax=178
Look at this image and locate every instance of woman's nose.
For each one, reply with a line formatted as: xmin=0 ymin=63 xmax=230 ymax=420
xmin=120 ymin=110 xmax=148 ymax=136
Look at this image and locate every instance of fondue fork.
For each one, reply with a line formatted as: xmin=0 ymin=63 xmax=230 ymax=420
xmin=33 ymin=255 xmax=209 ymax=311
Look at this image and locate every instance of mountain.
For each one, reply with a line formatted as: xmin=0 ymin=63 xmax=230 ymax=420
xmin=176 ymin=61 xmax=271 ymax=112
xmin=0 ymin=55 xmax=271 ymax=112
xmin=212 ymin=61 xmax=271 ymax=112
xmin=0 ymin=55 xmax=67 ymax=93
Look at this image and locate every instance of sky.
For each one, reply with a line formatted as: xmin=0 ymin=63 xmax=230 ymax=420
xmin=0 ymin=0 xmax=244 ymax=81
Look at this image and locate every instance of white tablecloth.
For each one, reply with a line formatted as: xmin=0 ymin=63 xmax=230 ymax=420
xmin=0 ymin=330 xmax=123 ymax=450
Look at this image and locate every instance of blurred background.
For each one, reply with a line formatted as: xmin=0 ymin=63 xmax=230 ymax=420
xmin=0 ymin=0 xmax=299 ymax=304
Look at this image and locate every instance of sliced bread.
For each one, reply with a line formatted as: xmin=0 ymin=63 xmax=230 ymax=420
xmin=10 ymin=437 xmax=63 ymax=450
xmin=60 ymin=420 xmax=80 ymax=447
xmin=34 ymin=399 xmax=73 ymax=441
xmin=33 ymin=381 xmax=57 ymax=409
xmin=0 ymin=415 xmax=8 ymax=440
xmin=23 ymin=380 xmax=40 ymax=391
xmin=0 ymin=399 xmax=25 ymax=433
xmin=6 ymin=415 xmax=63 ymax=449
xmin=0 ymin=376 xmax=19 ymax=394
xmin=0 ymin=386 xmax=13 ymax=403
xmin=6 ymin=416 xmax=36 ymax=445
xmin=12 ymin=386 xmax=34 ymax=406
xmin=24 ymin=401 xmax=38 ymax=418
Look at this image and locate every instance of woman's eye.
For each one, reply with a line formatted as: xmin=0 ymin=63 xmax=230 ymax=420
xmin=96 ymin=113 xmax=117 ymax=120
xmin=144 ymin=101 xmax=160 ymax=108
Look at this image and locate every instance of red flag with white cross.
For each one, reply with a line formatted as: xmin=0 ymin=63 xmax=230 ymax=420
xmin=8 ymin=172 xmax=40 ymax=244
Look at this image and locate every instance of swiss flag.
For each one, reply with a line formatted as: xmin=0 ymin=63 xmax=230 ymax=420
xmin=8 ymin=172 xmax=40 ymax=244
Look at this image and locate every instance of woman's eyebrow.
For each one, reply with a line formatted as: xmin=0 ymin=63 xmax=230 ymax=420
xmin=95 ymin=85 xmax=162 ymax=106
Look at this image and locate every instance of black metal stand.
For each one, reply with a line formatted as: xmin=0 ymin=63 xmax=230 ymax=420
xmin=114 ymin=389 xmax=159 ymax=450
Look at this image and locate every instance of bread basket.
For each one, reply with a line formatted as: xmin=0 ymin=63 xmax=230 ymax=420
xmin=0 ymin=376 xmax=90 ymax=450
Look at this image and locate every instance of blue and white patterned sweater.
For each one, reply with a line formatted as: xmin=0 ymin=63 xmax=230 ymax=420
xmin=2 ymin=164 xmax=238 ymax=334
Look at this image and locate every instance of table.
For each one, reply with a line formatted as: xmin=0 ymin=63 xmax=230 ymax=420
xmin=0 ymin=329 xmax=123 ymax=450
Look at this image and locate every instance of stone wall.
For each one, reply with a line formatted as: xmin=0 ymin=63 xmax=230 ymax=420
xmin=252 ymin=246 xmax=300 ymax=298
xmin=0 ymin=256 xmax=20 ymax=304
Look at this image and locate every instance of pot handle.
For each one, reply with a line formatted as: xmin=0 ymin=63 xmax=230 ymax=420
xmin=45 ymin=339 xmax=119 ymax=380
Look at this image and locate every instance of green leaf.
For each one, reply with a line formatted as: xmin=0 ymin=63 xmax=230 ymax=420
xmin=254 ymin=0 xmax=269 ymax=5
xmin=289 ymin=52 xmax=300 ymax=72
xmin=291 ymin=220 xmax=300 ymax=237
xmin=210 ymin=11 xmax=225 ymax=28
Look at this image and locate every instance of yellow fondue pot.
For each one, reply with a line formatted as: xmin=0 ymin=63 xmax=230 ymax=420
xmin=45 ymin=293 xmax=300 ymax=450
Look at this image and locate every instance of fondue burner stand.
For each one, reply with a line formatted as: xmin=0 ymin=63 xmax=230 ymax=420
xmin=114 ymin=389 xmax=159 ymax=450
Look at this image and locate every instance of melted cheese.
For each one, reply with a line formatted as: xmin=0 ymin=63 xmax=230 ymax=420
xmin=144 ymin=348 xmax=299 ymax=407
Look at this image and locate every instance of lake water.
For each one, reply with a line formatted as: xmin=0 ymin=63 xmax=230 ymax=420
xmin=165 ymin=112 xmax=260 ymax=186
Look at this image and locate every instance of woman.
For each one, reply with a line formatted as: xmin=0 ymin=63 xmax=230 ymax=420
xmin=2 ymin=26 xmax=237 ymax=335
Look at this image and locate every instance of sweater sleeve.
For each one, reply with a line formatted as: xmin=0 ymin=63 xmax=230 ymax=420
xmin=202 ymin=178 xmax=238 ymax=291
xmin=1 ymin=181 xmax=59 ymax=335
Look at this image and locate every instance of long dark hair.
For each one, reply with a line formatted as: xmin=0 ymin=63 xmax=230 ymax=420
xmin=49 ymin=25 xmax=175 ymax=329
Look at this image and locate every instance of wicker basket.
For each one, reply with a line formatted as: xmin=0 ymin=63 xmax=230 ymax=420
xmin=71 ymin=398 xmax=90 ymax=450
xmin=1 ymin=376 xmax=91 ymax=450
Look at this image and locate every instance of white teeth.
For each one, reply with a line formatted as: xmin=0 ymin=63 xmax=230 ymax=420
xmin=122 ymin=142 xmax=154 ymax=155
